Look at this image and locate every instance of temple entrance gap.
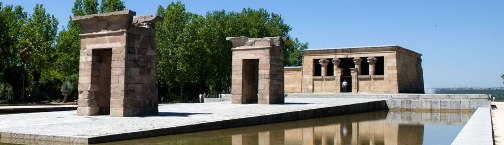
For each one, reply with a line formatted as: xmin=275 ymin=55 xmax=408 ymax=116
xmin=93 ymin=49 xmax=112 ymax=115
xmin=242 ymin=59 xmax=259 ymax=103
xmin=339 ymin=58 xmax=354 ymax=92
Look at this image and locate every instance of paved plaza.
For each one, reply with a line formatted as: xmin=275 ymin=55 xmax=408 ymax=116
xmin=0 ymin=98 xmax=385 ymax=144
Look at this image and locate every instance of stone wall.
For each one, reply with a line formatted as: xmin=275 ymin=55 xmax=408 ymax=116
xmin=313 ymin=77 xmax=337 ymax=93
xmin=284 ymin=67 xmax=302 ymax=93
xmin=396 ymin=49 xmax=424 ymax=93
xmin=286 ymin=93 xmax=491 ymax=110
xmin=122 ymin=19 xmax=159 ymax=116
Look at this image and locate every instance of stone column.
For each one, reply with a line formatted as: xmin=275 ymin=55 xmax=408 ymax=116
xmin=352 ymin=123 xmax=359 ymax=145
xmin=332 ymin=58 xmax=342 ymax=93
xmin=302 ymin=127 xmax=315 ymax=145
xmin=319 ymin=59 xmax=330 ymax=76
xmin=334 ymin=124 xmax=342 ymax=145
xmin=351 ymin=68 xmax=359 ymax=93
xmin=367 ymin=57 xmax=377 ymax=75
xmin=332 ymin=58 xmax=341 ymax=76
xmin=232 ymin=134 xmax=258 ymax=145
xmin=353 ymin=58 xmax=362 ymax=74
xmin=258 ymin=130 xmax=284 ymax=145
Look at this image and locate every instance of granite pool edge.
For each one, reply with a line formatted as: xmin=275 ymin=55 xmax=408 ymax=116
xmin=451 ymin=107 xmax=493 ymax=145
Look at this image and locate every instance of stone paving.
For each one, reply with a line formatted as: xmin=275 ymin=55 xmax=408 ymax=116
xmin=0 ymin=98 xmax=385 ymax=144
xmin=492 ymin=102 xmax=504 ymax=145
xmin=0 ymin=105 xmax=77 ymax=114
xmin=452 ymin=107 xmax=493 ymax=145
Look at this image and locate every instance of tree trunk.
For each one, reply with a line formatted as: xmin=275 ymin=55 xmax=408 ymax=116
xmin=63 ymin=94 xmax=68 ymax=103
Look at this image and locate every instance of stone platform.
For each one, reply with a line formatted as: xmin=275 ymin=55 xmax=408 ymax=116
xmin=0 ymin=105 xmax=77 ymax=114
xmin=208 ymin=93 xmax=492 ymax=111
xmin=0 ymin=98 xmax=387 ymax=144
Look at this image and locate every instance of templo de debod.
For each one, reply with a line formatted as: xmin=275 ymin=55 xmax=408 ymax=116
xmin=285 ymin=46 xmax=424 ymax=94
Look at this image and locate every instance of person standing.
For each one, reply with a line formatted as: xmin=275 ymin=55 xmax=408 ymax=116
xmin=342 ymin=80 xmax=348 ymax=92
xmin=198 ymin=94 xmax=203 ymax=103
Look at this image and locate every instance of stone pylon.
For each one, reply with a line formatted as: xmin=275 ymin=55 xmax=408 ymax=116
xmin=73 ymin=10 xmax=159 ymax=117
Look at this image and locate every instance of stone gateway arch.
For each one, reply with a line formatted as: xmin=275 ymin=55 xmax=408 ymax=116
xmin=74 ymin=10 xmax=159 ymax=117
xmin=227 ymin=36 xmax=286 ymax=104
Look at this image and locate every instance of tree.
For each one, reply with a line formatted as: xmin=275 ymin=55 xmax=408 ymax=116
xmin=17 ymin=4 xmax=59 ymax=102
xmin=156 ymin=2 xmax=190 ymax=100
xmin=84 ymin=0 xmax=99 ymax=14
xmin=0 ymin=83 xmax=14 ymax=103
xmin=156 ymin=2 xmax=309 ymax=102
xmin=0 ymin=2 xmax=27 ymax=84
xmin=100 ymin=0 xmax=125 ymax=13
xmin=53 ymin=0 xmax=126 ymax=102
xmin=284 ymin=38 xmax=308 ymax=66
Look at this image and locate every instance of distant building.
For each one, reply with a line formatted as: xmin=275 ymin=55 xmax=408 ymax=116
xmin=285 ymin=46 xmax=424 ymax=94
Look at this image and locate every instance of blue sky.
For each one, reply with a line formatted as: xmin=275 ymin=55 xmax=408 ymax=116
xmin=2 ymin=0 xmax=503 ymax=88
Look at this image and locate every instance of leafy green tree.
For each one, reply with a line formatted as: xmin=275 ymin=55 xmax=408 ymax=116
xmin=53 ymin=0 xmax=92 ymax=95
xmin=0 ymin=2 xmax=29 ymax=103
xmin=100 ymin=0 xmax=125 ymax=13
xmin=284 ymin=38 xmax=308 ymax=66
xmin=18 ymin=4 xmax=59 ymax=99
xmin=0 ymin=2 xmax=27 ymax=80
xmin=84 ymin=0 xmax=99 ymax=14
xmin=54 ymin=0 xmax=126 ymax=102
xmin=156 ymin=2 xmax=189 ymax=100
xmin=156 ymin=2 xmax=308 ymax=102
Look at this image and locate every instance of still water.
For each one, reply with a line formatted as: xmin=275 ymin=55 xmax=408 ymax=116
xmin=101 ymin=110 xmax=473 ymax=145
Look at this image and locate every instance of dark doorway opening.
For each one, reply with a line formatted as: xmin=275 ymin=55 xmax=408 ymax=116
xmin=327 ymin=59 xmax=334 ymax=76
xmin=338 ymin=58 xmax=354 ymax=92
xmin=375 ymin=57 xmax=385 ymax=75
xmin=242 ymin=59 xmax=259 ymax=103
xmin=313 ymin=59 xmax=321 ymax=76
xmin=360 ymin=57 xmax=369 ymax=75
xmin=92 ymin=49 xmax=112 ymax=115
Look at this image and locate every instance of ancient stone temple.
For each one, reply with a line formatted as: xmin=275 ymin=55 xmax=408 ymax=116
xmin=284 ymin=46 xmax=424 ymax=94
xmin=227 ymin=36 xmax=285 ymax=104
xmin=73 ymin=10 xmax=159 ymax=117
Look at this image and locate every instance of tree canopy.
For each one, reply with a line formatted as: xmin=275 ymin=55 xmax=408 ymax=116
xmin=156 ymin=2 xmax=308 ymax=102
xmin=0 ymin=1 xmax=307 ymax=104
xmin=0 ymin=3 xmax=59 ymax=102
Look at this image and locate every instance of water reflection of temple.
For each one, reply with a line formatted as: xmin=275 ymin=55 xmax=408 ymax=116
xmin=232 ymin=122 xmax=423 ymax=145
xmin=97 ymin=111 xmax=472 ymax=145
xmin=230 ymin=111 xmax=471 ymax=145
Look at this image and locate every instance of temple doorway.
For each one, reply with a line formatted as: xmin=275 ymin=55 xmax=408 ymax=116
xmin=339 ymin=58 xmax=354 ymax=92
xmin=92 ymin=49 xmax=112 ymax=115
xmin=242 ymin=59 xmax=259 ymax=103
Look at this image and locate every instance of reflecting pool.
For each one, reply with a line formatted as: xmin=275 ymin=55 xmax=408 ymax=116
xmin=100 ymin=110 xmax=474 ymax=145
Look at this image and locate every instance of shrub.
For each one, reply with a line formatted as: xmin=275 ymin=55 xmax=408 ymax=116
xmin=0 ymin=83 xmax=14 ymax=103
xmin=60 ymin=81 xmax=73 ymax=103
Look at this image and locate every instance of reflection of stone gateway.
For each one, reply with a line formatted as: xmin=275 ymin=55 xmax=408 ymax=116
xmin=227 ymin=36 xmax=285 ymax=104
xmin=73 ymin=10 xmax=159 ymax=117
